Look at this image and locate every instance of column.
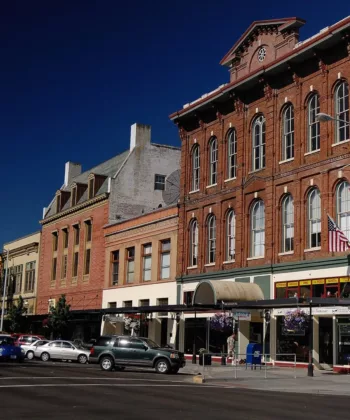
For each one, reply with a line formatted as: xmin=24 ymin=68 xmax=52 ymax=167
xmin=270 ymin=315 xmax=277 ymax=364
xmin=238 ymin=320 xmax=250 ymax=358
xmin=313 ymin=317 xmax=319 ymax=364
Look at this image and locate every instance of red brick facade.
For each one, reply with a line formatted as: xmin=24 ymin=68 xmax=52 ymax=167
xmin=36 ymin=199 xmax=108 ymax=314
xmin=172 ymin=18 xmax=350 ymax=279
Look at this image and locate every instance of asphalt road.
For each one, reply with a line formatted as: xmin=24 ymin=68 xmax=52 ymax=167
xmin=0 ymin=361 xmax=349 ymax=420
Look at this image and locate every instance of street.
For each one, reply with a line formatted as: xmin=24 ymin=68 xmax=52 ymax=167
xmin=0 ymin=362 xmax=349 ymax=419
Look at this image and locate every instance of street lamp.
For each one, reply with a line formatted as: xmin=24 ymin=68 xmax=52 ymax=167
xmin=0 ymin=249 xmax=9 ymax=332
xmin=316 ymin=112 xmax=349 ymax=125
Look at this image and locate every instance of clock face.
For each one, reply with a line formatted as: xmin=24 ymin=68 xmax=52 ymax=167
xmin=258 ymin=47 xmax=266 ymax=63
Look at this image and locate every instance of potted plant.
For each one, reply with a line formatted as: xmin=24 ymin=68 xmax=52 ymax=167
xmin=283 ymin=309 xmax=309 ymax=334
xmin=210 ymin=313 xmax=233 ymax=332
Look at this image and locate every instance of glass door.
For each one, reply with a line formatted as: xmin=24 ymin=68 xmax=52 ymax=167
xmin=338 ymin=322 xmax=350 ymax=365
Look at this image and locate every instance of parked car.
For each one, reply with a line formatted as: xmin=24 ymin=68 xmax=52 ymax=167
xmin=89 ymin=335 xmax=186 ymax=374
xmin=21 ymin=339 xmax=51 ymax=360
xmin=34 ymin=340 xmax=90 ymax=364
xmin=0 ymin=335 xmax=25 ymax=362
xmin=14 ymin=334 xmax=46 ymax=347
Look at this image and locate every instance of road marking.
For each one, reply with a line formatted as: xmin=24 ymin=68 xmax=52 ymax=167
xmin=0 ymin=376 xmax=190 ymax=384
xmin=0 ymin=383 xmax=229 ymax=389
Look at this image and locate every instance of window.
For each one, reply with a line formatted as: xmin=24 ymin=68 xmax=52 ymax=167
xmin=335 ymin=81 xmax=350 ymax=143
xmin=111 ymin=251 xmax=119 ymax=285
xmin=251 ymin=201 xmax=265 ymax=257
xmin=208 ymin=137 xmax=218 ymax=185
xmin=13 ymin=265 xmax=23 ymax=294
xmin=73 ymin=225 xmax=80 ymax=246
xmin=282 ymin=105 xmax=294 ymax=160
xmin=52 ymin=257 xmax=57 ymax=281
xmin=85 ymin=220 xmax=92 ymax=243
xmin=226 ymin=210 xmax=235 ymax=261
xmin=84 ymin=249 xmax=91 ymax=275
xmin=123 ymin=300 xmax=132 ymax=308
xmin=252 ymin=116 xmax=266 ymax=171
xmin=307 ymin=94 xmax=320 ymax=152
xmin=336 ymin=181 xmax=350 ymax=241
xmin=72 ymin=252 xmax=79 ymax=277
xmin=160 ymin=239 xmax=171 ymax=279
xmin=281 ymin=195 xmax=294 ymax=253
xmin=142 ymin=243 xmax=152 ymax=282
xmin=227 ymin=129 xmax=237 ymax=179
xmin=154 ymin=174 xmax=166 ymax=191
xmin=56 ymin=194 xmax=61 ymax=213
xmin=24 ymin=262 xmax=35 ymax=292
xmin=52 ymin=232 xmax=58 ymax=252
xmin=61 ymin=255 xmax=67 ymax=279
xmin=189 ymin=219 xmax=199 ymax=267
xmin=126 ymin=247 xmax=135 ymax=283
xmin=192 ymin=145 xmax=200 ymax=191
xmin=139 ymin=299 xmax=150 ymax=307
xmin=183 ymin=291 xmax=194 ymax=305
xmin=62 ymin=228 xmax=69 ymax=249
xmin=157 ymin=298 xmax=168 ymax=317
xmin=88 ymin=178 xmax=95 ymax=199
xmin=71 ymin=187 xmax=77 ymax=206
xmin=307 ymin=188 xmax=321 ymax=248
xmin=207 ymin=214 xmax=216 ymax=264
xmin=108 ymin=302 xmax=117 ymax=308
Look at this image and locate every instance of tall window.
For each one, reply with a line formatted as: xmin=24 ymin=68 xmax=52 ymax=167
xmin=85 ymin=220 xmax=92 ymax=242
xmin=52 ymin=257 xmax=57 ymax=281
xmin=189 ymin=219 xmax=199 ymax=267
xmin=62 ymin=228 xmax=69 ymax=249
xmin=226 ymin=210 xmax=235 ymax=261
xmin=72 ymin=252 xmax=79 ymax=278
xmin=52 ymin=232 xmax=58 ymax=252
xmin=307 ymin=94 xmax=320 ymax=152
xmin=252 ymin=116 xmax=266 ymax=171
xmin=24 ymin=261 xmax=36 ymax=292
xmin=126 ymin=247 xmax=135 ymax=283
xmin=282 ymin=104 xmax=294 ymax=160
xmin=336 ymin=181 xmax=350 ymax=240
xmin=281 ymin=195 xmax=294 ymax=253
xmin=84 ymin=220 xmax=92 ymax=277
xmin=227 ymin=129 xmax=237 ymax=179
xmin=191 ymin=145 xmax=200 ymax=191
xmin=160 ymin=239 xmax=171 ymax=279
xmin=73 ymin=225 xmax=80 ymax=246
xmin=84 ymin=249 xmax=91 ymax=275
xmin=208 ymin=137 xmax=218 ymax=185
xmin=251 ymin=201 xmax=265 ymax=257
xmin=61 ymin=255 xmax=68 ymax=279
xmin=142 ymin=243 xmax=152 ymax=282
xmin=13 ymin=265 xmax=23 ymax=294
xmin=307 ymin=188 xmax=321 ymax=249
xmin=335 ymin=81 xmax=350 ymax=143
xmin=88 ymin=178 xmax=95 ymax=199
xmin=111 ymin=251 xmax=119 ymax=285
xmin=71 ymin=187 xmax=77 ymax=206
xmin=207 ymin=214 xmax=216 ymax=264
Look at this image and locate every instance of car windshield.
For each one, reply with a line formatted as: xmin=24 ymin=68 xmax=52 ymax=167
xmin=143 ymin=339 xmax=160 ymax=349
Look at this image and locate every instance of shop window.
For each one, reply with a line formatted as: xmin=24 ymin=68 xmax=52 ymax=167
xmin=312 ymin=280 xmax=325 ymax=297
xmin=340 ymin=280 xmax=350 ymax=298
xmin=299 ymin=281 xmax=311 ymax=299
xmin=184 ymin=291 xmax=194 ymax=306
xmin=276 ymin=317 xmax=309 ymax=363
xmin=275 ymin=283 xmax=286 ymax=299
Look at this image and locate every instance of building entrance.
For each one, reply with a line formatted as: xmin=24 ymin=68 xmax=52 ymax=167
xmin=319 ymin=317 xmax=333 ymax=365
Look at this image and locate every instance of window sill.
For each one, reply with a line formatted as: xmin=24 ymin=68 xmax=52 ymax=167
xmin=279 ymin=158 xmax=294 ymax=165
xmin=83 ymin=274 xmax=90 ymax=283
xmin=223 ymin=260 xmax=235 ymax=264
xmin=332 ymin=139 xmax=350 ymax=147
xmin=247 ymin=256 xmax=264 ymax=261
xmin=204 ymin=263 xmax=215 ymax=267
xmin=224 ymin=177 xmax=237 ymax=183
xmin=249 ymin=168 xmax=265 ymax=175
xmin=304 ymin=247 xmax=321 ymax=253
xmin=304 ymin=149 xmax=320 ymax=156
xmin=278 ymin=251 xmax=294 ymax=256
xmin=189 ymin=190 xmax=200 ymax=194
xmin=71 ymin=277 xmax=78 ymax=285
xmin=187 ymin=266 xmax=198 ymax=270
xmin=206 ymin=184 xmax=217 ymax=189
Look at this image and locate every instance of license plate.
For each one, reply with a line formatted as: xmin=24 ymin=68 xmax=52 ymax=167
xmin=10 ymin=355 xmax=17 ymax=360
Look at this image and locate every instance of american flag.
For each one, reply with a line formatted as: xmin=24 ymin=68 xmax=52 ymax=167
xmin=328 ymin=215 xmax=350 ymax=252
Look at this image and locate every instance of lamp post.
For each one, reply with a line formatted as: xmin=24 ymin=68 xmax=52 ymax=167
xmin=0 ymin=249 xmax=9 ymax=332
xmin=316 ymin=112 xmax=350 ymax=125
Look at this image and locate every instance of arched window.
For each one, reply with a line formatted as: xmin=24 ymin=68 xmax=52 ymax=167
xmin=226 ymin=210 xmax=235 ymax=261
xmin=251 ymin=201 xmax=265 ymax=257
xmin=307 ymin=94 xmax=320 ymax=152
xmin=189 ymin=219 xmax=199 ymax=267
xmin=252 ymin=116 xmax=266 ymax=171
xmin=227 ymin=129 xmax=237 ymax=179
xmin=191 ymin=145 xmax=200 ymax=191
xmin=207 ymin=214 xmax=216 ymax=264
xmin=209 ymin=137 xmax=218 ymax=185
xmin=281 ymin=195 xmax=294 ymax=253
xmin=307 ymin=188 xmax=321 ymax=249
xmin=336 ymin=181 xmax=350 ymax=240
xmin=282 ymin=104 xmax=294 ymax=160
xmin=335 ymin=81 xmax=350 ymax=143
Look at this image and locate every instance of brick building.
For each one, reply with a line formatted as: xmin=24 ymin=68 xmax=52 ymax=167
xmin=171 ymin=16 xmax=350 ymax=368
xmin=37 ymin=123 xmax=180 ymax=340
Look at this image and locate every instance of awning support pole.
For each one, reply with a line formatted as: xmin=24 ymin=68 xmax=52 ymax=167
xmin=192 ymin=310 xmax=197 ymax=364
xmin=307 ymin=300 xmax=314 ymax=377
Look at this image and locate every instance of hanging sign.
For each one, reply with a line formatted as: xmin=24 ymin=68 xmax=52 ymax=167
xmin=231 ymin=310 xmax=251 ymax=321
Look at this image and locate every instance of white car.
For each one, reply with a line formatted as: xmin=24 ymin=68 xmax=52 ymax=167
xmin=21 ymin=339 xmax=51 ymax=360
xmin=34 ymin=340 xmax=90 ymax=364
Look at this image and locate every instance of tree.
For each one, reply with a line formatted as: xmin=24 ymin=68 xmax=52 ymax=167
xmin=48 ymin=294 xmax=72 ymax=339
xmin=7 ymin=295 xmax=27 ymax=333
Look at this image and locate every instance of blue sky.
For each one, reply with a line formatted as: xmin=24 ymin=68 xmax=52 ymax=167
xmin=0 ymin=0 xmax=348 ymax=248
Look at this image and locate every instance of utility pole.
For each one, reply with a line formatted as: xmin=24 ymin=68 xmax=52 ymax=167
xmin=0 ymin=249 xmax=9 ymax=332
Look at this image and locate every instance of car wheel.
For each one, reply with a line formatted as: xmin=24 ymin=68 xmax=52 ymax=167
xmin=78 ymin=354 xmax=88 ymax=364
xmin=100 ymin=356 xmax=114 ymax=372
xmin=26 ymin=351 xmax=34 ymax=360
xmin=41 ymin=352 xmax=50 ymax=362
xmin=155 ymin=359 xmax=170 ymax=374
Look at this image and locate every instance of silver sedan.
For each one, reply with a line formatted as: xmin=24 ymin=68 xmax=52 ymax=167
xmin=34 ymin=340 xmax=90 ymax=364
xmin=21 ymin=339 xmax=51 ymax=360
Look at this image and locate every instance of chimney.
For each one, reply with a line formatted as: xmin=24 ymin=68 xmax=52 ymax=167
xmin=130 ymin=123 xmax=151 ymax=151
xmin=64 ymin=162 xmax=82 ymax=187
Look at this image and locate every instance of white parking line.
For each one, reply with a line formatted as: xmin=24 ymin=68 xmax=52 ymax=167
xmin=0 ymin=377 xmax=188 ymax=383
xmin=0 ymin=383 xmax=225 ymax=389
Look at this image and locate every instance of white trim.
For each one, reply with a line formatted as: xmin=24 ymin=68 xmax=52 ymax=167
xmin=223 ymin=260 xmax=235 ymax=264
xmin=189 ymin=189 xmax=200 ymax=194
xmin=206 ymin=184 xmax=217 ymax=189
xmin=304 ymin=149 xmax=320 ymax=156
xmin=279 ymin=158 xmax=294 ymax=165
xmin=247 ymin=256 xmax=264 ymax=261
xmin=278 ymin=251 xmax=294 ymax=256
xmin=224 ymin=178 xmax=237 ymax=183
xmin=332 ymin=139 xmax=350 ymax=147
xmin=187 ymin=266 xmax=198 ymax=270
xmin=204 ymin=263 xmax=215 ymax=267
xmin=304 ymin=247 xmax=321 ymax=252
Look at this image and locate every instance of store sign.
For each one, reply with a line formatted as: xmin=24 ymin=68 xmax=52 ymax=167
xmin=231 ymin=310 xmax=251 ymax=321
xmin=273 ymin=306 xmax=350 ymax=316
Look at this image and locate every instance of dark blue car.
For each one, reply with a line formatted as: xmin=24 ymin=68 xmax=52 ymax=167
xmin=0 ymin=335 xmax=25 ymax=362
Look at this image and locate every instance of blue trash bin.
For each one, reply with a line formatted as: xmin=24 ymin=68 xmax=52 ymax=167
xmin=246 ymin=343 xmax=262 ymax=369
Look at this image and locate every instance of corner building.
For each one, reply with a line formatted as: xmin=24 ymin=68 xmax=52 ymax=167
xmin=171 ymin=16 xmax=350 ymax=369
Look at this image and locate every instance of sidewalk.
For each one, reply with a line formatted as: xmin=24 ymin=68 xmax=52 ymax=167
xmin=181 ymin=363 xmax=350 ymax=395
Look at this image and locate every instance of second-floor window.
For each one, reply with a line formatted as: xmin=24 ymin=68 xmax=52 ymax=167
xmin=227 ymin=129 xmax=237 ymax=179
xmin=72 ymin=252 xmax=79 ymax=278
xmin=207 ymin=214 xmax=216 ymax=264
xmin=282 ymin=104 xmax=294 ymax=160
xmin=208 ymin=137 xmax=218 ymax=186
xmin=25 ymin=261 xmax=36 ymax=292
xmin=252 ymin=116 xmax=266 ymax=171
xmin=226 ymin=210 xmax=235 ymax=261
xmin=142 ymin=243 xmax=152 ymax=281
xmin=160 ymin=239 xmax=171 ymax=279
xmin=62 ymin=228 xmax=69 ymax=249
xmin=84 ymin=249 xmax=91 ymax=275
xmin=307 ymin=94 xmax=320 ymax=152
xmin=251 ymin=200 xmax=265 ymax=258
xmin=126 ymin=247 xmax=135 ymax=283
xmin=281 ymin=195 xmax=294 ymax=253
xmin=73 ymin=225 xmax=80 ymax=246
xmin=61 ymin=255 xmax=68 ymax=279
xmin=52 ymin=257 xmax=57 ymax=281
xmin=335 ymin=81 xmax=350 ymax=143
xmin=13 ymin=265 xmax=23 ymax=294
xmin=189 ymin=219 xmax=198 ymax=267
xmin=336 ymin=181 xmax=350 ymax=241
xmin=52 ymin=232 xmax=58 ymax=252
xmin=111 ymin=251 xmax=119 ymax=285
xmin=191 ymin=145 xmax=200 ymax=191
xmin=307 ymin=188 xmax=321 ymax=249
